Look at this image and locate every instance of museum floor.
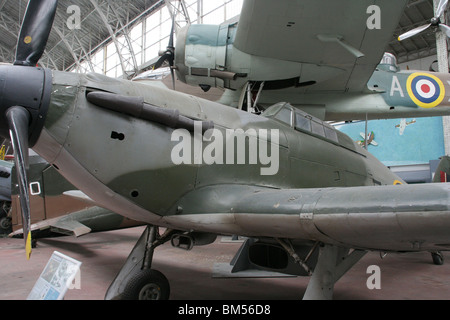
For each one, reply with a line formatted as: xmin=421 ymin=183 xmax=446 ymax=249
xmin=0 ymin=226 xmax=449 ymax=300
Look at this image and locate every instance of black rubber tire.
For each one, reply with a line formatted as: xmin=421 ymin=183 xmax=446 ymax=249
xmin=432 ymin=252 xmax=444 ymax=265
xmin=0 ymin=216 xmax=11 ymax=235
xmin=121 ymin=269 xmax=170 ymax=300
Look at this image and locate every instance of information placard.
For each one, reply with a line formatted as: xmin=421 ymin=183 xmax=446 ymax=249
xmin=27 ymin=251 xmax=82 ymax=300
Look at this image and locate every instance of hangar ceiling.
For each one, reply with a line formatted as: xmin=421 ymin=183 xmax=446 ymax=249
xmin=0 ymin=0 xmax=165 ymax=75
xmin=390 ymin=0 xmax=447 ymax=64
xmin=0 ymin=0 xmax=447 ymax=76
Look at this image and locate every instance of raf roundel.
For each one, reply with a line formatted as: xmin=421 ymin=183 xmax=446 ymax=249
xmin=406 ymin=73 xmax=446 ymax=109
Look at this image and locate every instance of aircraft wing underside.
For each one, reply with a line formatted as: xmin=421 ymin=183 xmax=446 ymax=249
xmin=10 ymin=215 xmax=92 ymax=238
xmin=233 ymin=0 xmax=408 ymax=93
xmin=162 ymin=183 xmax=450 ymax=252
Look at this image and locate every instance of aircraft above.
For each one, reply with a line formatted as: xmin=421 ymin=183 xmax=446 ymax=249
xmin=0 ymin=0 xmax=449 ymax=301
xmin=142 ymin=0 xmax=450 ymax=121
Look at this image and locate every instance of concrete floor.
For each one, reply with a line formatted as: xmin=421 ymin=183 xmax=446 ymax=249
xmin=0 ymin=225 xmax=450 ymax=300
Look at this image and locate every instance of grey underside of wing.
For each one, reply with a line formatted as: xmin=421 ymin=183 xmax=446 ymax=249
xmin=163 ymin=183 xmax=450 ymax=252
xmin=233 ymin=0 xmax=409 ymax=92
xmin=10 ymin=216 xmax=92 ymax=238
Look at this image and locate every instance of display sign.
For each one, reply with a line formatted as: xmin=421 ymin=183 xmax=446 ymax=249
xmin=27 ymin=251 xmax=81 ymax=300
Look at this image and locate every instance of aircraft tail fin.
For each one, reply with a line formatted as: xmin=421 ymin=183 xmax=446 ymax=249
xmin=433 ymin=156 xmax=450 ymax=183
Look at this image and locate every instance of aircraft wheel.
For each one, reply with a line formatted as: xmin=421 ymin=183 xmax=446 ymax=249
xmin=431 ymin=252 xmax=444 ymax=265
xmin=122 ymin=269 xmax=170 ymax=300
xmin=0 ymin=216 xmax=11 ymax=235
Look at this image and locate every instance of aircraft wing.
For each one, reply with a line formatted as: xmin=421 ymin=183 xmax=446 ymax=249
xmin=233 ymin=0 xmax=408 ymax=92
xmin=165 ymin=183 xmax=450 ymax=252
xmin=10 ymin=215 xmax=92 ymax=238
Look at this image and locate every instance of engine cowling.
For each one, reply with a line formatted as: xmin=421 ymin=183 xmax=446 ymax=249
xmin=175 ymin=23 xmax=244 ymax=90
xmin=174 ymin=23 xmax=344 ymax=93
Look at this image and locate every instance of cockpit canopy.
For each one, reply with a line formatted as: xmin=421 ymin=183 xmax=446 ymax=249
xmin=263 ymin=102 xmax=339 ymax=143
xmin=378 ymin=52 xmax=399 ymax=72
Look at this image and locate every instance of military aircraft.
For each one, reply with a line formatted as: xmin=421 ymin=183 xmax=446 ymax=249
xmin=357 ymin=132 xmax=378 ymax=147
xmin=0 ymin=0 xmax=450 ymax=300
xmin=142 ymin=0 xmax=450 ymax=122
xmin=395 ymin=118 xmax=416 ymax=135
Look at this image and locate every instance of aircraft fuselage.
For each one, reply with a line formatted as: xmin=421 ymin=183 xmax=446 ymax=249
xmin=33 ymin=71 xmax=401 ymax=226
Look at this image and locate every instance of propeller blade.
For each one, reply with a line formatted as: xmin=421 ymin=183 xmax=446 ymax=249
xmin=439 ymin=24 xmax=450 ymax=37
xmin=153 ymin=14 xmax=176 ymax=73
xmin=170 ymin=67 xmax=176 ymax=90
xmin=168 ymin=15 xmax=176 ymax=49
xmin=436 ymin=0 xmax=449 ymax=18
xmin=398 ymin=23 xmax=432 ymax=41
xmin=14 ymin=0 xmax=58 ymax=67
xmin=6 ymin=107 xmax=32 ymax=259
xmin=167 ymin=17 xmax=177 ymax=90
xmin=153 ymin=53 xmax=171 ymax=70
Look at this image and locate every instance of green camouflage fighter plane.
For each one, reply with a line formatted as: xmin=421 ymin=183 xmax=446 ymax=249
xmin=0 ymin=0 xmax=450 ymax=300
xmin=147 ymin=0 xmax=450 ymax=121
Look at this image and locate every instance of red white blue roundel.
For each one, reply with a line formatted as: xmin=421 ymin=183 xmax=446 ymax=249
xmin=406 ymin=73 xmax=445 ymax=109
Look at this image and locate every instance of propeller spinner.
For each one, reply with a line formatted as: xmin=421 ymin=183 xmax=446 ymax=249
xmin=398 ymin=0 xmax=450 ymax=41
xmin=0 ymin=0 xmax=56 ymax=259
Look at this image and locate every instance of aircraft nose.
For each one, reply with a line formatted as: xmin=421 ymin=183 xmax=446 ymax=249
xmin=0 ymin=64 xmax=52 ymax=146
xmin=0 ymin=63 xmax=52 ymax=260
xmin=4 ymin=0 xmax=57 ymax=260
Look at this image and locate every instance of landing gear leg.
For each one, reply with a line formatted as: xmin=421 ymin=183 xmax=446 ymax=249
xmin=303 ymin=244 xmax=367 ymax=300
xmin=431 ymin=251 xmax=444 ymax=265
xmin=105 ymin=225 xmax=175 ymax=300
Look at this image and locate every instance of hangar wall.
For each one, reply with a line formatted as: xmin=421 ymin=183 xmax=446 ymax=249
xmin=335 ymin=117 xmax=445 ymax=167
